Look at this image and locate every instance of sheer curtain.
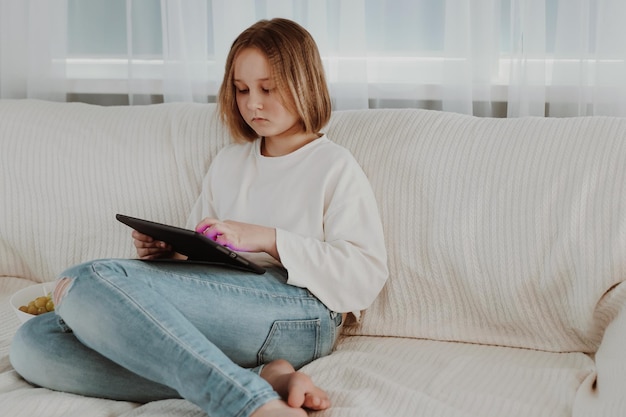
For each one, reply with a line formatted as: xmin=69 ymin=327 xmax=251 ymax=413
xmin=0 ymin=0 xmax=67 ymax=102
xmin=1 ymin=0 xmax=626 ymax=117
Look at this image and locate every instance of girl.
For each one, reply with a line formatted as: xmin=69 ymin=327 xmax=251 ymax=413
xmin=11 ymin=18 xmax=388 ymax=417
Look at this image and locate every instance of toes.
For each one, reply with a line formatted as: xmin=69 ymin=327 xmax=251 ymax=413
xmin=286 ymin=383 xmax=306 ymax=408
xmin=304 ymin=393 xmax=321 ymax=409
xmin=303 ymin=391 xmax=330 ymax=410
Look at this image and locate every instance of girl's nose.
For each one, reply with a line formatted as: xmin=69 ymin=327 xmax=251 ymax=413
xmin=247 ymin=92 xmax=263 ymax=111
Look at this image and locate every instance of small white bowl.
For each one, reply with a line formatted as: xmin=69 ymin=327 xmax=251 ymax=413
xmin=10 ymin=282 xmax=57 ymax=324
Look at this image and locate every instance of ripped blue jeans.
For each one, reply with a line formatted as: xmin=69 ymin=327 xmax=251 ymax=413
xmin=10 ymin=259 xmax=342 ymax=417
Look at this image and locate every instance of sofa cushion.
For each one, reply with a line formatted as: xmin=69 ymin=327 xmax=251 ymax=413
xmin=302 ymin=335 xmax=594 ymax=417
xmin=328 ymin=109 xmax=626 ymax=353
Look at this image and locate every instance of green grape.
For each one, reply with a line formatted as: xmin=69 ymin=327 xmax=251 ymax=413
xmin=20 ymin=294 xmax=55 ymax=316
xmin=34 ymin=297 xmax=48 ymax=309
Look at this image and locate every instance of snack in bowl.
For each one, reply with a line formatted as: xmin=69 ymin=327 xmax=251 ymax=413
xmin=10 ymin=282 xmax=57 ymax=324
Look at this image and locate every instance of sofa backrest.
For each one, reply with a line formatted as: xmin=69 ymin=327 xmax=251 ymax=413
xmin=0 ymin=100 xmax=227 ymax=282
xmin=327 ymin=109 xmax=626 ymax=353
xmin=1 ymin=100 xmax=624 ymax=353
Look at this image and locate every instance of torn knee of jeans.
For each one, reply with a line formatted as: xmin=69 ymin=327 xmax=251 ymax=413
xmin=53 ymin=277 xmax=74 ymax=307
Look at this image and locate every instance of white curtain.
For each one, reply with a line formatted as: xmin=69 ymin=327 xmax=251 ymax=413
xmin=1 ymin=0 xmax=626 ymax=117
xmin=0 ymin=0 xmax=67 ymax=102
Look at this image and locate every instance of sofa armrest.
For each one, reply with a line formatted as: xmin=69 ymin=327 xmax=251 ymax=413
xmin=574 ymin=281 xmax=626 ymax=417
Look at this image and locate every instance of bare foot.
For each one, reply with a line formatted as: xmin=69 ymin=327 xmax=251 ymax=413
xmin=250 ymin=399 xmax=308 ymax=417
xmin=260 ymin=359 xmax=330 ymax=411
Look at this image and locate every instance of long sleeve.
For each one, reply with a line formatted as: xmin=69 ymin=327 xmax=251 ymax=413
xmin=186 ymin=137 xmax=389 ymax=316
xmin=276 ymin=153 xmax=388 ymax=315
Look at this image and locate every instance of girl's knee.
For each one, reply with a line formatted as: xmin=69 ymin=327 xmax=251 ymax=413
xmin=53 ymin=277 xmax=74 ymax=307
xmin=53 ymin=259 xmax=125 ymax=307
xmin=53 ymin=262 xmax=90 ymax=307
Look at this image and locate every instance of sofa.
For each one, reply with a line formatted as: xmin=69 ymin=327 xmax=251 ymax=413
xmin=0 ymin=99 xmax=624 ymax=417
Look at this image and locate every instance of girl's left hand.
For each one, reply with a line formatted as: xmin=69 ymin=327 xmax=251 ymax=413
xmin=195 ymin=218 xmax=279 ymax=260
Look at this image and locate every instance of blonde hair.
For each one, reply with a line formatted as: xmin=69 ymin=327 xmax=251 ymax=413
xmin=218 ymin=18 xmax=332 ymax=142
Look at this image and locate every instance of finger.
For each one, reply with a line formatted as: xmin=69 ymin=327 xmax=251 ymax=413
xmin=132 ymin=230 xmax=154 ymax=242
xmin=195 ymin=218 xmax=219 ymax=234
xmin=134 ymin=237 xmax=169 ymax=249
xmin=214 ymin=234 xmax=236 ymax=250
xmin=137 ymin=247 xmax=160 ymax=257
xmin=199 ymin=223 xmax=224 ymax=241
xmin=204 ymin=226 xmax=222 ymax=241
xmin=139 ymin=252 xmax=163 ymax=260
xmin=134 ymin=239 xmax=159 ymax=249
xmin=214 ymin=234 xmax=228 ymax=246
xmin=138 ymin=245 xmax=171 ymax=259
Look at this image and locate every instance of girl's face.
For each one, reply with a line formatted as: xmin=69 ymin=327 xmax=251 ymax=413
xmin=233 ymin=48 xmax=302 ymax=144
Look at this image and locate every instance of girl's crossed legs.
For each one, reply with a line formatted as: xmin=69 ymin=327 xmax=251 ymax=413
xmin=10 ymin=259 xmax=342 ymax=417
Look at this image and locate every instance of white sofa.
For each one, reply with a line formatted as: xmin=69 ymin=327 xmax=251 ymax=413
xmin=0 ymin=99 xmax=625 ymax=417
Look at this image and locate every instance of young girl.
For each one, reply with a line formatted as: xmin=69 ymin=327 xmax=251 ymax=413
xmin=11 ymin=18 xmax=388 ymax=417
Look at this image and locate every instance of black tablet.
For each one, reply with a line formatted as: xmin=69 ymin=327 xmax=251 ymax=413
xmin=116 ymin=214 xmax=266 ymax=274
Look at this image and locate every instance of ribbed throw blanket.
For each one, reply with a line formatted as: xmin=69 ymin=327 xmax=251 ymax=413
xmin=1 ymin=100 xmax=624 ymax=417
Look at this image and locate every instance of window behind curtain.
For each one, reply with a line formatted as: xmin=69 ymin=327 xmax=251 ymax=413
xmin=20 ymin=0 xmax=625 ymax=116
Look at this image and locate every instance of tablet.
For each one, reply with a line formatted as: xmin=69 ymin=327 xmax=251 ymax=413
xmin=116 ymin=214 xmax=266 ymax=274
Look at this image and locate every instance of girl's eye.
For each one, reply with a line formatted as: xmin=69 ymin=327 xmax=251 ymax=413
xmin=236 ymin=88 xmax=249 ymax=94
xmin=262 ymin=88 xmax=270 ymax=94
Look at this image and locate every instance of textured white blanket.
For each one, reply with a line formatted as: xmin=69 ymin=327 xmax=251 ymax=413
xmin=1 ymin=100 xmax=625 ymax=416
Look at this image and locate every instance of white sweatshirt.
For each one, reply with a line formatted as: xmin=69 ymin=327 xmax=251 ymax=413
xmin=186 ymin=136 xmax=388 ymax=316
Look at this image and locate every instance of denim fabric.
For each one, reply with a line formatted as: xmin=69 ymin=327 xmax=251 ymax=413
xmin=10 ymin=259 xmax=342 ymax=417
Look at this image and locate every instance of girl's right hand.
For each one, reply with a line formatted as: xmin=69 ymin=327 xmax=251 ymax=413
xmin=132 ymin=230 xmax=175 ymax=260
